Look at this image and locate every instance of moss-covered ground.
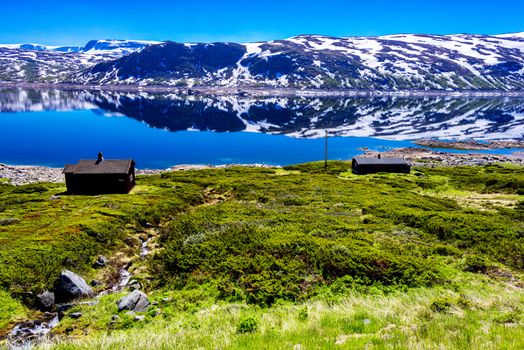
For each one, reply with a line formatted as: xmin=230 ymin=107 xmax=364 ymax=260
xmin=0 ymin=162 xmax=523 ymax=349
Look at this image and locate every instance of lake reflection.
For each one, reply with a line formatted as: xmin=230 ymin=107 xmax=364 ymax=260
xmin=0 ymin=88 xmax=523 ymax=168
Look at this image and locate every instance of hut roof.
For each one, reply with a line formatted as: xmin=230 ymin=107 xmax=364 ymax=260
xmin=64 ymin=160 xmax=135 ymax=175
xmin=353 ymin=156 xmax=408 ymax=166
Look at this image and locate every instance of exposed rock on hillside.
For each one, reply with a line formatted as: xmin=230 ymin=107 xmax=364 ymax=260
xmin=116 ymin=290 xmax=150 ymax=312
xmin=55 ymin=270 xmax=94 ymax=302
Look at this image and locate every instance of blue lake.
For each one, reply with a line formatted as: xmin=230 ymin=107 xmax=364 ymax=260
xmin=0 ymin=89 xmax=523 ymax=168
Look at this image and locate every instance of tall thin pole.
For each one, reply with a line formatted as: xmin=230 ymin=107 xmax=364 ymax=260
xmin=324 ymin=129 xmax=328 ymax=171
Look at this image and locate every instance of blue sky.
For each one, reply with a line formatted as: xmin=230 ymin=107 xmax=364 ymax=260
xmin=2 ymin=0 xmax=523 ymax=45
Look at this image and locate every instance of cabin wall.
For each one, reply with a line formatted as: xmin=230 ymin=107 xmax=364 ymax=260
xmin=66 ymin=174 xmax=133 ymax=194
xmin=127 ymin=166 xmax=136 ymax=193
xmin=352 ymin=163 xmax=410 ymax=175
xmin=64 ymin=173 xmax=77 ymax=193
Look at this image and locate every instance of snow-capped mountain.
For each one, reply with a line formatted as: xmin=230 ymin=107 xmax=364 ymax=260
xmin=1 ymin=88 xmax=522 ymax=140
xmin=76 ymin=33 xmax=524 ymax=91
xmin=0 ymin=40 xmax=160 ymax=83
xmin=1 ymin=34 xmax=524 ymax=91
xmin=0 ymin=39 xmax=160 ymax=53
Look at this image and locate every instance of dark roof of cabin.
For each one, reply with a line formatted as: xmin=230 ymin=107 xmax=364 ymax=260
xmin=63 ymin=160 xmax=135 ymax=174
xmin=353 ymin=156 xmax=408 ymax=166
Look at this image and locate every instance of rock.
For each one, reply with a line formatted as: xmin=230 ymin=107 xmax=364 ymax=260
xmin=49 ymin=195 xmax=61 ymax=200
xmin=93 ymin=255 xmax=108 ymax=268
xmin=0 ymin=218 xmax=20 ymax=226
xmin=111 ymin=314 xmax=121 ymax=321
xmin=134 ymin=315 xmax=145 ymax=322
xmin=55 ymin=270 xmax=94 ymax=302
xmin=36 ymin=290 xmax=55 ymax=310
xmin=124 ymin=236 xmax=140 ymax=247
xmin=128 ymin=280 xmax=141 ymax=290
xmin=69 ymin=312 xmax=82 ymax=319
xmin=116 ymin=290 xmax=150 ymax=312
xmin=56 ymin=303 xmax=74 ymax=313
xmin=90 ymin=279 xmax=102 ymax=287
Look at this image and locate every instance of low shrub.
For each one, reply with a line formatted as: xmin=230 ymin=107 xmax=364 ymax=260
xmin=430 ymin=297 xmax=455 ymax=313
xmin=237 ymin=317 xmax=257 ymax=333
xmin=463 ymin=255 xmax=490 ymax=273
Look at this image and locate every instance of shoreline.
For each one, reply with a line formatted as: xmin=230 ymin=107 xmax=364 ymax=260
xmin=414 ymin=139 xmax=524 ymax=150
xmin=361 ymin=148 xmax=524 ymax=167
xmin=2 ymin=150 xmax=524 ymax=185
xmin=2 ymin=81 xmax=524 ymax=98
xmin=0 ymin=163 xmax=279 ymax=186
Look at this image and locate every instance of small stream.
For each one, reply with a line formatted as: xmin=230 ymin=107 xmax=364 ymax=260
xmin=8 ymin=314 xmax=59 ymax=350
xmin=5 ymin=235 xmax=153 ymax=349
xmin=140 ymin=237 xmax=153 ymax=258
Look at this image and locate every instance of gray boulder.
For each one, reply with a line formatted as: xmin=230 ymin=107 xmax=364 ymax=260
xmin=55 ymin=270 xmax=94 ymax=302
xmin=93 ymin=255 xmax=108 ymax=268
xmin=128 ymin=280 xmax=141 ymax=290
xmin=90 ymin=279 xmax=102 ymax=287
xmin=36 ymin=290 xmax=55 ymax=310
xmin=116 ymin=290 xmax=150 ymax=312
xmin=0 ymin=218 xmax=19 ymax=226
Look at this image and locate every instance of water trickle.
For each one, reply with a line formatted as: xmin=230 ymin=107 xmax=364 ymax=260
xmin=7 ymin=232 xmax=155 ymax=349
xmin=7 ymin=314 xmax=59 ymax=350
xmin=140 ymin=236 xmax=153 ymax=258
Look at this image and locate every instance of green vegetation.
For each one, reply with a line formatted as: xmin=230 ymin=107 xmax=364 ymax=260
xmin=0 ymin=290 xmax=28 ymax=332
xmin=1 ymin=162 xmax=524 ymax=348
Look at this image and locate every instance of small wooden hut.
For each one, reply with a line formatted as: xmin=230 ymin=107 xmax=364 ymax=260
xmin=352 ymin=155 xmax=410 ymax=175
xmin=63 ymin=155 xmax=136 ymax=194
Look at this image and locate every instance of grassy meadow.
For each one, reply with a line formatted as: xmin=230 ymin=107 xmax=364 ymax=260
xmin=0 ymin=162 xmax=523 ymax=349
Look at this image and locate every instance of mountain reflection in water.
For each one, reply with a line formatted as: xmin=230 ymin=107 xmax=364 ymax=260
xmin=0 ymin=88 xmax=523 ymax=168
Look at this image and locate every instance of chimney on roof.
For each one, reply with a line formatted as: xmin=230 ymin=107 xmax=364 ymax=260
xmin=96 ymin=152 xmax=104 ymax=164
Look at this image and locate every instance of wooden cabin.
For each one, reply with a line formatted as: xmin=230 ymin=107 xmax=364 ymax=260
xmin=352 ymin=155 xmax=410 ymax=175
xmin=63 ymin=156 xmax=136 ymax=194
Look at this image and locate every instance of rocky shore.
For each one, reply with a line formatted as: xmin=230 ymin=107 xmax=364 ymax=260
xmin=4 ymin=82 xmax=524 ymax=98
xmin=362 ymin=148 xmax=524 ymax=167
xmin=1 ymin=153 xmax=523 ymax=186
xmin=415 ymin=139 xmax=524 ymax=150
xmin=0 ymin=163 xmax=277 ymax=186
xmin=0 ymin=164 xmax=164 ymax=186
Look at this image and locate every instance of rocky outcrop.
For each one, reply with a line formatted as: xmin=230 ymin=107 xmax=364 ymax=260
xmin=55 ymin=270 xmax=94 ymax=302
xmin=93 ymin=255 xmax=108 ymax=268
xmin=0 ymin=218 xmax=20 ymax=226
xmin=36 ymin=290 xmax=55 ymax=310
xmin=116 ymin=290 xmax=150 ymax=312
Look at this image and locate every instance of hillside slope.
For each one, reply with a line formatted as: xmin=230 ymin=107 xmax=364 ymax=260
xmin=0 ymin=163 xmax=523 ymax=349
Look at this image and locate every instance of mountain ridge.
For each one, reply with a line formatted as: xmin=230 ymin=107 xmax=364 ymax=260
xmin=1 ymin=33 xmax=524 ymax=91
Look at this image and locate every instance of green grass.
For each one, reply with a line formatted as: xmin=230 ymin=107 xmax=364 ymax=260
xmin=0 ymin=290 xmax=28 ymax=335
xmin=40 ymin=276 xmax=524 ymax=349
xmin=0 ymin=179 xmax=203 ymax=302
xmin=1 ymin=162 xmax=524 ymax=349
